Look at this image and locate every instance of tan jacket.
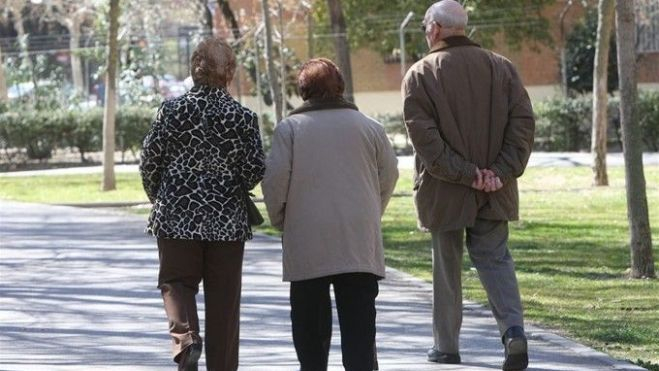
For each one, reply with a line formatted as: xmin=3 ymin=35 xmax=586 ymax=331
xmin=401 ymin=36 xmax=535 ymax=232
xmin=262 ymin=103 xmax=398 ymax=281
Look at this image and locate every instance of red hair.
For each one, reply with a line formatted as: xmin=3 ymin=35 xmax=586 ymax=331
xmin=297 ymin=58 xmax=345 ymax=101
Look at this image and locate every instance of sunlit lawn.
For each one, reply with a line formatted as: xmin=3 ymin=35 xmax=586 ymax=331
xmin=0 ymin=173 xmax=148 ymax=204
xmin=383 ymin=166 xmax=659 ymax=368
xmin=1 ymin=166 xmax=657 ymax=367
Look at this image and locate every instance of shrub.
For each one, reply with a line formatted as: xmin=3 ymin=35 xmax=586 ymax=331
xmin=0 ymin=105 xmax=155 ymax=164
xmin=374 ymin=113 xmax=413 ymax=155
xmin=0 ymin=110 xmax=61 ymax=161
xmin=638 ymin=91 xmax=659 ymax=151
xmin=534 ymin=92 xmax=659 ymax=152
xmin=63 ymin=108 xmax=104 ymax=162
xmin=534 ymin=96 xmax=592 ymax=151
xmin=116 ymin=106 xmax=157 ymax=159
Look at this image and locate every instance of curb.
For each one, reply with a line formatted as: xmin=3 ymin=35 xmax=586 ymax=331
xmin=55 ymin=201 xmax=151 ymax=208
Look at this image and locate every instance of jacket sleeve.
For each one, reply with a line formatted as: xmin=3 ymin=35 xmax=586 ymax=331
xmin=489 ymin=65 xmax=535 ymax=184
xmin=261 ymin=121 xmax=292 ymax=231
xmin=401 ymin=71 xmax=478 ymax=187
xmin=238 ymin=111 xmax=266 ymax=190
xmin=139 ymin=102 xmax=169 ymax=204
xmin=375 ymin=125 xmax=399 ymax=215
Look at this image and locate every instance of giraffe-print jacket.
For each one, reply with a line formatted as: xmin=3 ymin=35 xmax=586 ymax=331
xmin=140 ymin=85 xmax=265 ymax=241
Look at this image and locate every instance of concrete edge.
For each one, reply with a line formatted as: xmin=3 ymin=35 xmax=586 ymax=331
xmin=55 ymin=201 xmax=151 ymax=208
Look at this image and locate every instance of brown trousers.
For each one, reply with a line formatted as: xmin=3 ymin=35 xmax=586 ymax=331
xmin=158 ymin=238 xmax=245 ymax=371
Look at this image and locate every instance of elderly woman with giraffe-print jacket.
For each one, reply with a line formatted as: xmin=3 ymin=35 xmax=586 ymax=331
xmin=139 ymin=37 xmax=264 ymax=371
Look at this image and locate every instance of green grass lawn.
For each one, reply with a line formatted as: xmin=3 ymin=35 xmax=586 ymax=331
xmin=0 ymin=173 xmax=149 ymax=204
xmin=383 ymin=166 xmax=659 ymax=368
xmin=1 ymin=166 xmax=657 ymax=367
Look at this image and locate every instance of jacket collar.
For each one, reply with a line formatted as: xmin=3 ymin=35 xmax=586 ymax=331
xmin=428 ymin=35 xmax=480 ymax=54
xmin=289 ymin=97 xmax=359 ymax=116
xmin=189 ymin=84 xmax=229 ymax=97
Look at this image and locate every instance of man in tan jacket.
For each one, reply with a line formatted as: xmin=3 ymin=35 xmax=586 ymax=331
xmin=401 ymin=1 xmax=535 ymax=370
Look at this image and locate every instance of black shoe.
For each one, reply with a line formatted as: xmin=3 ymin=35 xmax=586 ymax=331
xmin=427 ymin=346 xmax=461 ymax=364
xmin=178 ymin=342 xmax=202 ymax=371
xmin=502 ymin=326 xmax=528 ymax=371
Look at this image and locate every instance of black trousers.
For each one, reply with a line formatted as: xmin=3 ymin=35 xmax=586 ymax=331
xmin=290 ymin=273 xmax=379 ymax=371
xmin=157 ymin=238 xmax=244 ymax=371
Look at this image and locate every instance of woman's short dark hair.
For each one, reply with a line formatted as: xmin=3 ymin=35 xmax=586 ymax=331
xmin=297 ymin=58 xmax=345 ymax=101
xmin=190 ymin=37 xmax=236 ymax=88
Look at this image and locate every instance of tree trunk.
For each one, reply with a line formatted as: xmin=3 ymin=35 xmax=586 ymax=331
xmin=326 ymin=0 xmax=354 ymax=103
xmin=591 ymin=0 xmax=614 ymax=186
xmin=216 ymin=0 xmax=243 ymax=101
xmin=0 ymin=46 xmax=7 ymax=103
xmin=217 ymin=0 xmax=241 ymax=41
xmin=203 ymin=2 xmax=213 ymax=36
xmin=559 ymin=0 xmax=574 ymax=97
xmin=11 ymin=8 xmax=37 ymax=92
xmin=261 ymin=0 xmax=283 ymax=123
xmin=279 ymin=2 xmax=287 ymax=117
xmin=615 ymin=0 xmax=655 ymax=278
xmin=102 ymin=0 xmax=120 ymax=192
xmin=69 ymin=19 xmax=85 ymax=95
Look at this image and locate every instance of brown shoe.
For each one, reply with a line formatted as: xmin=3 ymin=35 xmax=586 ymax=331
xmin=177 ymin=342 xmax=202 ymax=371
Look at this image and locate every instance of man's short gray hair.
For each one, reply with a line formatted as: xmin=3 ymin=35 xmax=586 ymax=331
xmin=427 ymin=0 xmax=468 ymax=29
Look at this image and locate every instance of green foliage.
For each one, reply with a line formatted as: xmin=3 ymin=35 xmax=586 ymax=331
xmin=635 ymin=360 xmax=659 ymax=371
xmin=374 ymin=112 xmax=413 ymax=155
xmin=117 ymin=105 xmax=157 ymax=157
xmin=4 ymin=55 xmax=71 ymax=110
xmin=534 ymin=95 xmax=594 ymax=151
xmin=312 ymin=0 xmax=555 ymax=62
xmin=0 ymin=106 xmax=154 ymax=163
xmin=534 ymin=93 xmax=659 ymax=152
xmin=237 ymin=33 xmax=301 ymax=109
xmin=63 ymin=108 xmax=104 ymax=162
xmin=639 ymin=91 xmax=659 ymax=151
xmin=563 ymin=9 xmax=618 ymax=95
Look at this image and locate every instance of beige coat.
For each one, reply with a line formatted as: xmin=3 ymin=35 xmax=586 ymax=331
xmin=262 ymin=104 xmax=398 ymax=281
xmin=401 ymin=36 xmax=535 ymax=232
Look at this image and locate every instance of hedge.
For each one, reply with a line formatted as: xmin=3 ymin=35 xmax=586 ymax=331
xmin=0 ymin=106 xmax=156 ymax=163
xmin=1 ymin=92 xmax=657 ymax=164
xmin=534 ymin=92 xmax=659 ymax=152
xmin=377 ymin=91 xmax=659 ymax=153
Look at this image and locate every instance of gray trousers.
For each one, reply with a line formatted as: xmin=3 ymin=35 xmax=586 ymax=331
xmin=431 ymin=218 xmax=524 ymax=353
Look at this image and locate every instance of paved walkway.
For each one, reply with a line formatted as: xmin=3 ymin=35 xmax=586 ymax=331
xmin=0 ymin=201 xmax=647 ymax=370
xmin=1 ymin=152 xmax=658 ymax=177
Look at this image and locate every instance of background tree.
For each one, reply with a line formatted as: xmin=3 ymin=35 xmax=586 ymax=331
xmin=102 ymin=0 xmax=120 ymax=192
xmin=591 ymin=0 xmax=615 ymax=186
xmin=0 ymin=0 xmax=36 ymax=87
xmin=261 ymin=0 xmax=283 ymax=123
xmin=217 ymin=0 xmax=241 ymax=40
xmin=326 ymin=0 xmax=354 ymax=103
xmin=0 ymin=46 xmax=7 ymax=103
xmin=310 ymin=0 xmax=555 ymax=108
xmin=564 ymin=8 xmax=618 ymax=95
xmin=312 ymin=0 xmax=555 ymax=63
xmin=615 ymin=0 xmax=655 ymax=278
xmin=43 ymin=0 xmax=95 ymax=95
xmin=192 ymin=0 xmax=213 ymax=35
